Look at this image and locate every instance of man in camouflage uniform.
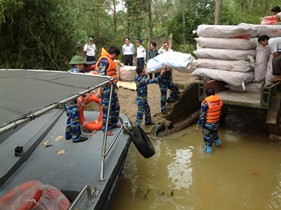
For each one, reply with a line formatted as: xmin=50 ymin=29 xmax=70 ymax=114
xmin=65 ymin=55 xmax=88 ymax=143
xmin=157 ymin=42 xmax=179 ymax=114
xmin=135 ymin=66 xmax=165 ymax=127
xmin=196 ymin=87 xmax=223 ymax=153
xmin=159 ymin=70 xmax=179 ymax=114
xmin=96 ymin=46 xmax=120 ymax=135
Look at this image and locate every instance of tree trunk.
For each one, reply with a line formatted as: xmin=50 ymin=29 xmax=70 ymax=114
xmin=214 ymin=0 xmax=222 ymax=25
xmin=112 ymin=0 xmax=117 ymax=34
xmin=148 ymin=0 xmax=153 ymax=41
xmin=180 ymin=0 xmax=186 ymax=45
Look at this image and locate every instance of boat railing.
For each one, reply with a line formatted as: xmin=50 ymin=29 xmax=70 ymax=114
xmin=68 ymin=185 xmax=99 ymax=209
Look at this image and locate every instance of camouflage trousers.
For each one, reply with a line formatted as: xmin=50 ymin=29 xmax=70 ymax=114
xmin=135 ymin=97 xmax=151 ymax=126
xmin=159 ymin=80 xmax=179 ymax=114
xmin=65 ymin=100 xmax=81 ymax=141
xmin=202 ymin=122 xmax=220 ymax=146
xmin=101 ymin=86 xmax=120 ymax=131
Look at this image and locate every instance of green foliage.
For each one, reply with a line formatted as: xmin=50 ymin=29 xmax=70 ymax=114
xmin=1 ymin=0 xmax=281 ymax=69
xmin=0 ymin=0 xmax=75 ymax=70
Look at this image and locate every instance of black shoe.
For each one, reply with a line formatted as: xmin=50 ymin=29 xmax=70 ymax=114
xmin=145 ymin=122 xmax=155 ymax=126
xmin=72 ymin=136 xmax=88 ymax=143
xmin=65 ymin=136 xmax=71 ymax=140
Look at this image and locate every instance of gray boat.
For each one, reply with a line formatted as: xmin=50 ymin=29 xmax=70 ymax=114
xmin=0 ymin=69 xmax=137 ymax=209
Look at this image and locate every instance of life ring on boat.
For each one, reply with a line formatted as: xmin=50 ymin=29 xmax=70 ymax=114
xmin=78 ymin=93 xmax=103 ymax=131
xmin=0 ymin=180 xmax=70 ymax=210
xmin=127 ymin=126 xmax=155 ymax=158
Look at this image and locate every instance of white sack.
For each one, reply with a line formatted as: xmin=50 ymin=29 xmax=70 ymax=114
xmin=147 ymin=51 xmax=195 ymax=73
xmin=191 ymin=68 xmax=254 ymax=87
xmin=195 ymin=37 xmax=256 ymax=50
xmin=194 ymin=48 xmax=256 ymax=60
xmin=225 ymin=82 xmax=262 ymax=92
xmin=254 ymin=43 xmax=270 ymax=82
xmin=195 ymin=59 xmax=254 ymax=72
xmin=265 ymin=55 xmax=274 ymax=86
xmin=119 ymin=66 xmax=136 ymax=81
xmin=239 ymin=23 xmax=281 ymax=37
xmin=196 ymin=24 xmax=258 ymax=38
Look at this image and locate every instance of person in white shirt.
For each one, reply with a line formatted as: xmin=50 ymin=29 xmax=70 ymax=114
xmin=136 ymin=38 xmax=146 ymax=67
xmin=258 ymin=35 xmax=281 ymax=82
xmin=84 ymin=36 xmax=96 ymax=62
xmin=122 ymin=37 xmax=134 ymax=66
xmin=158 ymin=41 xmax=173 ymax=54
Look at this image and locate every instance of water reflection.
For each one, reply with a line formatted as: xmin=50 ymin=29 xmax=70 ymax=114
xmin=167 ymin=147 xmax=193 ymax=190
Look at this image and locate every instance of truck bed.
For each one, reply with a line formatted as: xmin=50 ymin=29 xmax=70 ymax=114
xmin=218 ymin=90 xmax=260 ymax=108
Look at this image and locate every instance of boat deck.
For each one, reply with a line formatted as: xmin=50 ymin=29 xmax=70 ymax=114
xmin=0 ymin=110 xmax=131 ymax=209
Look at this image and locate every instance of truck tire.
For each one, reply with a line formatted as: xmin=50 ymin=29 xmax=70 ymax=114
xmin=128 ymin=126 xmax=155 ymax=158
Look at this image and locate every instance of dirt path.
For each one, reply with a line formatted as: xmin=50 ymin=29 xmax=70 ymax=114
xmin=117 ymin=71 xmax=197 ymax=126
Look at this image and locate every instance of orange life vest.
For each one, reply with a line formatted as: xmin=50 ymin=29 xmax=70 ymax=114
xmin=201 ymin=95 xmax=223 ymax=123
xmin=95 ymin=55 xmax=118 ymax=84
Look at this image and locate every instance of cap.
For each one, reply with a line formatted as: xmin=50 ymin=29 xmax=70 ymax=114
xmin=69 ymin=55 xmax=85 ymax=65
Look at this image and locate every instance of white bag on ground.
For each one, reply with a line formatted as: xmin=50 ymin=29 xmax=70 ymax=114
xmin=147 ymin=51 xmax=195 ymax=73
xmin=194 ymin=48 xmax=256 ymax=61
xmin=191 ymin=68 xmax=254 ymax=87
xmin=195 ymin=59 xmax=254 ymax=72
xmin=225 ymin=82 xmax=262 ymax=92
xmin=254 ymin=43 xmax=270 ymax=82
xmin=265 ymin=55 xmax=274 ymax=86
xmin=196 ymin=24 xmax=258 ymax=38
xmin=195 ymin=37 xmax=256 ymax=50
xmin=119 ymin=66 xmax=136 ymax=81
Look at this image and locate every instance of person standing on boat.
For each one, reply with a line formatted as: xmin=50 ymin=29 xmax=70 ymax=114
xmin=65 ymin=55 xmax=88 ymax=143
xmin=196 ymin=87 xmax=223 ymax=154
xmin=157 ymin=42 xmax=179 ymax=115
xmin=135 ymin=66 xmax=166 ymax=127
xmin=96 ymin=46 xmax=121 ymax=136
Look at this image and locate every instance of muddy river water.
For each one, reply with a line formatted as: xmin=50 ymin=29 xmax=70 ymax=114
xmin=112 ymin=125 xmax=281 ymax=210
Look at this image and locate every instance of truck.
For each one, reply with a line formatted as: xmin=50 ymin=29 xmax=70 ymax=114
xmin=198 ymin=79 xmax=281 ymax=140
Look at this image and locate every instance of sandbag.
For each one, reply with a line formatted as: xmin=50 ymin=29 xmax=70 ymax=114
xmin=195 ymin=59 xmax=254 ymax=72
xmin=265 ymin=55 xmax=274 ymax=86
xmin=191 ymin=68 xmax=254 ymax=87
xmin=119 ymin=66 xmax=136 ymax=81
xmin=147 ymin=51 xmax=195 ymax=73
xmin=196 ymin=24 xmax=258 ymax=38
xmin=225 ymin=82 xmax=262 ymax=92
xmin=239 ymin=23 xmax=281 ymax=37
xmin=195 ymin=37 xmax=256 ymax=50
xmin=194 ymin=48 xmax=256 ymax=61
xmin=254 ymin=43 xmax=270 ymax=82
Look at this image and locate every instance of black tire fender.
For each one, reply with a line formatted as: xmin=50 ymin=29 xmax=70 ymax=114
xmin=128 ymin=126 xmax=155 ymax=158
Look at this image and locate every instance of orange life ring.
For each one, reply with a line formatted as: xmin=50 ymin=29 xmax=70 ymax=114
xmin=78 ymin=93 xmax=103 ymax=131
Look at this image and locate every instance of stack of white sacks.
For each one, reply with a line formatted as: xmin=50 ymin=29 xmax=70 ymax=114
xmin=191 ymin=24 xmax=281 ymax=91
